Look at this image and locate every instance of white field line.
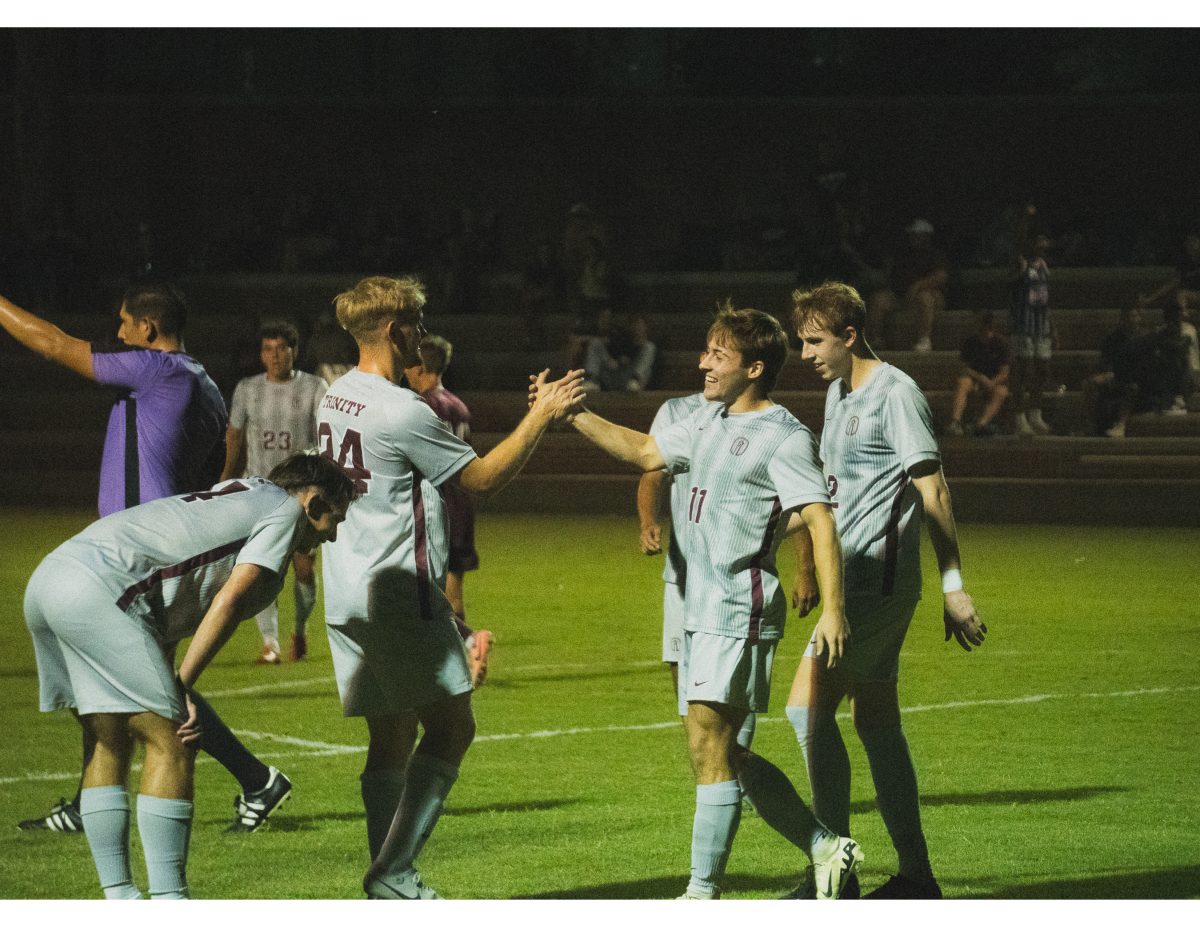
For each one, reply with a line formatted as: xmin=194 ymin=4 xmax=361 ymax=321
xmin=4 ymin=683 xmax=1199 ymax=788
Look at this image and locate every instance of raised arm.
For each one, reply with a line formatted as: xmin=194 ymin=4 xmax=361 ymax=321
xmin=571 ymin=409 xmax=665 ymax=472
xmin=910 ymin=462 xmax=987 ymax=651
xmin=0 ymin=293 xmax=96 ymax=380
xmin=456 ymin=368 xmax=586 ymax=499
xmin=636 ymin=469 xmax=670 ymax=555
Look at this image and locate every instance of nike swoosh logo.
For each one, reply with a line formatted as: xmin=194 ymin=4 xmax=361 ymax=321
xmin=693 ymin=680 xmax=708 ymax=687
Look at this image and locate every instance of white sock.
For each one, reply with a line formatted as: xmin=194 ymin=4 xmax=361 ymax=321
xmin=80 ymin=786 xmax=142 ymax=899
xmin=737 ymin=752 xmax=824 ymax=856
xmin=858 ymin=724 xmax=933 ymax=881
xmin=255 ymin=600 xmax=280 ymax=650
xmin=787 ymin=703 xmax=851 ymax=835
xmin=375 ymin=753 xmax=459 ymax=881
xmin=293 ymin=579 xmax=316 ymax=637
xmin=360 ymin=767 xmax=407 ymax=862
xmin=136 ymin=794 xmax=192 ymax=899
xmin=688 ymin=779 xmax=742 ymax=898
xmin=735 ymin=712 xmax=756 ymax=750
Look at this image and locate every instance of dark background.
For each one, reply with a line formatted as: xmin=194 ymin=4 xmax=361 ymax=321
xmin=2 ymin=27 xmax=1198 ymax=307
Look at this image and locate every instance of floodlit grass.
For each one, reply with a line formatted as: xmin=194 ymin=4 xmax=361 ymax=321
xmin=0 ymin=509 xmax=1197 ymax=899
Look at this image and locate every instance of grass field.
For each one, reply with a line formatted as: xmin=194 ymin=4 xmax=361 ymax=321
xmin=1 ymin=508 xmax=1198 ymax=901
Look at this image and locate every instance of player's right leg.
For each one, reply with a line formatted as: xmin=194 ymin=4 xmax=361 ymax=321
xmin=682 ymin=700 xmax=745 ymax=900
xmin=128 ymin=710 xmax=196 ymax=900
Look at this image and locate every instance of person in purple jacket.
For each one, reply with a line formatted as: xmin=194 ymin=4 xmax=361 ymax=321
xmin=1 ymin=282 xmax=293 ymax=836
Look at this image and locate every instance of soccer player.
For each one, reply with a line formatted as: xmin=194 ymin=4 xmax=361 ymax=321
xmin=775 ymin=281 xmax=987 ymax=899
xmin=1 ymin=283 xmax=293 ymax=835
xmin=403 ymin=334 xmax=494 ymax=686
xmin=317 ymin=275 xmax=585 ymax=899
xmin=23 ymin=454 xmax=355 ymax=898
xmin=562 ymin=305 xmax=862 ymax=900
xmin=222 ymin=320 xmax=329 ymax=664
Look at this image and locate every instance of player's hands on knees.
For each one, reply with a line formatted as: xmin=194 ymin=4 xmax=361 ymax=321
xmin=943 ymin=590 xmax=987 ymax=651
xmin=176 ymin=684 xmax=202 ymax=747
xmin=639 ymin=523 xmax=662 ymax=555
xmin=792 ymin=569 xmax=820 ymax=616
xmin=812 ymin=612 xmax=849 ymax=669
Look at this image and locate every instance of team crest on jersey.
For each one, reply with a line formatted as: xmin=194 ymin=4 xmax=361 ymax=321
xmin=730 ymin=437 xmax=749 ymax=456
xmin=845 ymin=416 xmax=860 ymax=436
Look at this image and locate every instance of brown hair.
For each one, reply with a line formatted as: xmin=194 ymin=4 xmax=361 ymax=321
xmin=791 ymin=281 xmax=867 ymax=339
xmin=707 ymin=301 xmax=789 ymax=393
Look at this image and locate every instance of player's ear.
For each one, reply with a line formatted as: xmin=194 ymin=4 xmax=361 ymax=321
xmin=144 ymin=318 xmax=158 ymax=344
xmin=306 ymin=494 xmax=332 ymax=522
xmin=746 ymin=358 xmax=765 ymax=381
xmin=842 ymin=325 xmax=859 ymax=349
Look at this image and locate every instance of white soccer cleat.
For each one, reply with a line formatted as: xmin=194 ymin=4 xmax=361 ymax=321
xmin=365 ymin=867 xmax=441 ymax=900
xmin=811 ymin=831 xmax=863 ymax=900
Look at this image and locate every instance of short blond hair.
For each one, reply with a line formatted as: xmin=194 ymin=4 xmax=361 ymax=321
xmin=334 ymin=275 xmax=426 ymax=343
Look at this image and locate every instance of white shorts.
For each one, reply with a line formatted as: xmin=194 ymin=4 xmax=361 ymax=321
xmin=24 ymin=555 xmax=184 ymax=720
xmin=804 ymin=596 xmax=918 ymax=681
xmin=678 ymin=629 xmax=777 ymax=716
xmin=326 ymin=615 xmax=473 ymax=717
xmin=662 ymin=581 xmax=684 ymax=664
xmin=1010 ymin=333 xmax=1052 ymax=361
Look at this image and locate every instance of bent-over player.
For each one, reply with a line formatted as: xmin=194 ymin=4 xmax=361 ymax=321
xmin=23 ymin=454 xmax=354 ymax=898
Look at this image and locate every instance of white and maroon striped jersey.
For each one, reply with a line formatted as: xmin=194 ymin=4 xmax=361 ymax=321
xmin=648 ymin=392 xmax=712 ymax=586
xmin=654 ymin=402 xmax=828 ymax=641
xmin=50 ymin=478 xmax=302 ymax=643
xmin=229 ymin=371 xmax=328 ymax=478
xmin=317 ymin=369 xmax=477 ymax=627
xmin=820 ymin=363 xmax=940 ymax=602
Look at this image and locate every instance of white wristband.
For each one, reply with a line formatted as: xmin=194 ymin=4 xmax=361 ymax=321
xmin=941 ymin=569 xmax=963 ymax=594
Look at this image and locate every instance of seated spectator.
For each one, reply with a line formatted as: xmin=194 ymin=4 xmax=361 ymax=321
xmin=867 ymin=218 xmax=949 ymax=351
xmin=583 ymin=314 xmax=657 ymax=392
xmin=1082 ymin=305 xmax=1144 ymax=437
xmin=947 ymin=311 xmax=1010 ymax=437
xmin=1138 ymin=232 xmax=1200 ymax=317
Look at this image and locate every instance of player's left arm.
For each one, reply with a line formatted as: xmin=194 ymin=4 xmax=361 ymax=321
xmin=175 ymin=563 xmax=274 ymax=743
xmin=784 ymin=518 xmax=819 ymax=616
xmin=0 ymin=293 xmax=96 ymax=380
xmin=910 ymin=461 xmax=988 ymax=651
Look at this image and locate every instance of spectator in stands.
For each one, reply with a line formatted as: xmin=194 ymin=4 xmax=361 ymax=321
xmin=1149 ymin=303 xmax=1194 ymax=416
xmin=583 ymin=313 xmax=657 ymax=392
xmin=1010 ymin=218 xmax=1055 ymax=436
xmin=1138 ymin=232 xmax=1200 ymax=317
xmin=1082 ymin=305 xmax=1144 ymax=437
xmin=947 ymin=311 xmax=1010 ymax=437
xmin=867 ymin=218 xmax=949 ymax=352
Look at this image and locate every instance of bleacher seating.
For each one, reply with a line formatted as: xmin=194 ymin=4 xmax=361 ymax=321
xmin=1 ymin=268 xmax=1197 ymax=525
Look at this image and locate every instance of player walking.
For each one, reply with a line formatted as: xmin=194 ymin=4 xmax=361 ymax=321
xmin=764 ymin=282 xmax=988 ymax=899
xmin=222 ymin=320 xmax=328 ymax=663
xmin=562 ymin=305 xmax=862 ymax=900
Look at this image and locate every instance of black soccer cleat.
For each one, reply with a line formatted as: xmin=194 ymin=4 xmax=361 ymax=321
xmin=226 ymin=767 xmax=292 ymax=833
xmin=18 ymin=797 xmax=84 ymax=833
xmin=863 ymin=874 xmax=943 ymax=899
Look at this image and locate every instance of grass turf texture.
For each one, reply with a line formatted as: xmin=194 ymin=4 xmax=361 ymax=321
xmin=0 ymin=509 xmax=1197 ymax=900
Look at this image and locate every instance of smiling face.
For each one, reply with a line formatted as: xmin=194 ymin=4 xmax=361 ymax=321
xmin=798 ymin=320 xmax=855 ymax=383
xmin=699 ymin=334 xmax=759 ymax=406
xmin=260 ymin=336 xmax=296 ymax=382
